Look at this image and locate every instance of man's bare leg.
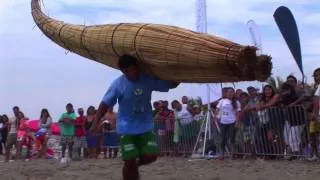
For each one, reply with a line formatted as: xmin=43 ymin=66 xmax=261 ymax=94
xmin=137 ymin=154 xmax=158 ymax=166
xmin=103 ymin=148 xmax=107 ymax=159
xmin=68 ymin=144 xmax=73 ymax=159
xmin=5 ymin=147 xmax=10 ymax=162
xmin=61 ymin=144 xmax=66 ymax=158
xmin=123 ymin=159 xmax=139 ymax=180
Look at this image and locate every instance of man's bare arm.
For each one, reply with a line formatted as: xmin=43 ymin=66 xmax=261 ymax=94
xmin=96 ymin=103 xmax=109 ymax=123
xmin=260 ymin=94 xmax=280 ymax=109
xmin=290 ymin=95 xmax=304 ymax=106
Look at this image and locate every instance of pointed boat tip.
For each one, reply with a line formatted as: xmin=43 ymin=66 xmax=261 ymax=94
xmin=31 ymin=0 xmax=42 ymax=13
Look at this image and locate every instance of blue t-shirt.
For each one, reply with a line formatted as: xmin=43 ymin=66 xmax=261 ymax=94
xmin=102 ymin=73 xmax=175 ymax=135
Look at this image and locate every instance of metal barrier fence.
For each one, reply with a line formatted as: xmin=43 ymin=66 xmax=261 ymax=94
xmin=154 ymin=105 xmax=320 ymax=159
xmin=154 ymin=114 xmax=204 ymax=155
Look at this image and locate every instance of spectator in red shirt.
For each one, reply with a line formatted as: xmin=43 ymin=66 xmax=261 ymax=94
xmin=155 ymin=101 xmax=175 ymax=155
xmin=155 ymin=101 xmax=175 ymax=132
xmin=162 ymin=101 xmax=175 ymax=131
xmin=73 ymin=108 xmax=87 ymax=160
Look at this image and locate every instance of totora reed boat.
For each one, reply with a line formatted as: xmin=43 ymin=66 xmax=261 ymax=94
xmin=31 ymin=0 xmax=272 ymax=83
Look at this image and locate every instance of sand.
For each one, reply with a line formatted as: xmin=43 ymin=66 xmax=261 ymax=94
xmin=1 ymin=157 xmax=320 ymax=180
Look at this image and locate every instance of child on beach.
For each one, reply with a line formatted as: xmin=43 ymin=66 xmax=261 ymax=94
xmin=20 ymin=129 xmax=34 ymax=161
xmin=85 ymin=106 xmax=98 ymax=158
xmin=18 ymin=120 xmax=36 ymax=161
xmin=102 ymin=108 xmax=119 ymax=159
xmin=17 ymin=112 xmax=30 ymax=159
xmin=35 ymin=128 xmax=47 ymax=157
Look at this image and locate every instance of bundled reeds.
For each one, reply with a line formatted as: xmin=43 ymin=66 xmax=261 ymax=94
xmin=31 ymin=0 xmax=272 ymax=83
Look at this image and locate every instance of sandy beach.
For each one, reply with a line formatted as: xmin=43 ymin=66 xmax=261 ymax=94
xmin=1 ymin=157 xmax=320 ymax=180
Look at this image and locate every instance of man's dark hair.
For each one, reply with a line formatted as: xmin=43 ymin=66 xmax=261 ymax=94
xmin=66 ymin=103 xmax=73 ymax=108
xmin=280 ymin=82 xmax=297 ymax=105
xmin=247 ymin=86 xmax=255 ymax=92
xmin=313 ymin=68 xmax=320 ymax=76
xmin=221 ymin=87 xmax=229 ymax=98
xmin=286 ymin=75 xmax=297 ymax=83
xmin=13 ymin=106 xmax=19 ymax=111
xmin=171 ymin=100 xmax=180 ymax=109
xmin=118 ymin=55 xmax=138 ymax=71
xmin=163 ymin=101 xmax=169 ymax=108
xmin=281 ymin=82 xmax=295 ymax=92
xmin=153 ymin=101 xmax=159 ymax=108
xmin=241 ymin=92 xmax=249 ymax=97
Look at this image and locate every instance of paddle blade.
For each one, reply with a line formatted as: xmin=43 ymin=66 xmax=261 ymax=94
xmin=273 ymin=6 xmax=303 ymax=75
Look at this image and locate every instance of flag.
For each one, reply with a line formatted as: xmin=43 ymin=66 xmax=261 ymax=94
xmin=274 ymin=6 xmax=303 ymax=76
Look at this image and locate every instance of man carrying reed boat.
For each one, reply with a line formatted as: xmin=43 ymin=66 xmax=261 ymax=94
xmin=90 ymin=55 xmax=179 ymax=180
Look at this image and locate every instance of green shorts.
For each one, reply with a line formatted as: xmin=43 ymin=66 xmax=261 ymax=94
xmin=120 ymin=131 xmax=159 ymax=160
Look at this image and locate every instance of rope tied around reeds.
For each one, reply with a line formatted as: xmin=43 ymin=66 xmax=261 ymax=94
xmin=111 ymin=23 xmax=124 ymax=56
xmin=80 ymin=26 xmax=96 ymax=60
xmin=133 ymin=23 xmax=154 ymax=76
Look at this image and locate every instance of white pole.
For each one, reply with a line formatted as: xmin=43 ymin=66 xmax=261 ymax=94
xmin=202 ymin=84 xmax=211 ymax=157
xmin=207 ymin=85 xmax=211 ymax=139
xmin=196 ymin=0 xmax=210 ymax=158
xmin=196 ymin=0 xmax=207 ymax=33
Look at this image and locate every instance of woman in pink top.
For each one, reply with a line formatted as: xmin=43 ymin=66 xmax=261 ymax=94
xmin=17 ymin=112 xmax=29 ymax=159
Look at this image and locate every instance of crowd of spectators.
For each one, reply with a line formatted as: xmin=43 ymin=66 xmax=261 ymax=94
xmin=151 ymin=72 xmax=320 ymax=161
xmin=0 ymin=105 xmax=118 ymax=162
xmin=1 ymin=70 xmax=319 ymax=162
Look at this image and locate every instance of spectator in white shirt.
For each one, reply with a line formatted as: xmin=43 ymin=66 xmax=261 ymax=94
xmin=216 ymin=87 xmax=241 ymax=160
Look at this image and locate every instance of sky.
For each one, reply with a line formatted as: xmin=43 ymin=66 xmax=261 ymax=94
xmin=1 ymin=0 xmax=320 ymax=121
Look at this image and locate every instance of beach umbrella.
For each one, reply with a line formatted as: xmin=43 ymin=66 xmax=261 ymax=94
xmin=28 ymin=119 xmax=40 ymax=132
xmin=51 ymin=123 xmax=61 ymax=136
xmin=27 ymin=120 xmax=61 ymax=135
